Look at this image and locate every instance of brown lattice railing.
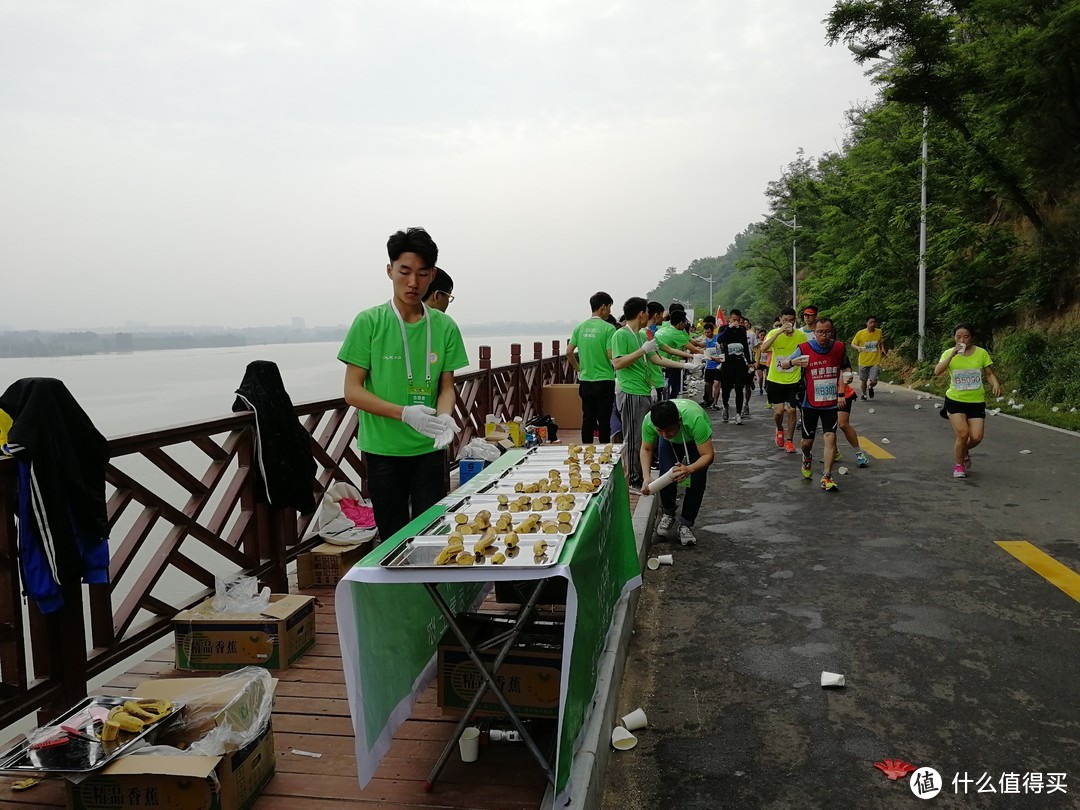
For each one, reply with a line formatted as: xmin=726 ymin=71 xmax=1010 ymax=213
xmin=0 ymin=342 xmax=571 ymax=731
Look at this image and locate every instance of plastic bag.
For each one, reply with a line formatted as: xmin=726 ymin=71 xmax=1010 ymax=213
xmin=317 ymin=482 xmax=378 ymax=546
xmin=456 ymin=438 xmax=501 ymax=463
xmin=211 ymin=573 xmax=271 ymax=614
xmin=131 ymin=668 xmax=274 ymax=757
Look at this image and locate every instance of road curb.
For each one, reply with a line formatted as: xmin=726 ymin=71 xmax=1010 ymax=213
xmin=543 ymin=491 xmax=658 ymax=810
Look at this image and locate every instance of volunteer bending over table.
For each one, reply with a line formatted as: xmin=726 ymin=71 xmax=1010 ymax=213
xmin=339 ymin=227 xmax=469 ymax=542
xmin=639 ymin=399 xmax=715 ymax=548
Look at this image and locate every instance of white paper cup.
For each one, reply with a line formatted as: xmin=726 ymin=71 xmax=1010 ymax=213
xmin=647 ymin=557 xmax=661 ymax=570
xmin=646 ymin=471 xmax=676 ymax=493
xmin=611 ymin=726 xmax=638 ymax=750
xmin=820 ymin=671 xmax=845 ymax=688
xmin=458 ymin=727 xmax=481 ymax=762
xmin=656 ymin=554 xmax=673 ymax=566
xmin=621 ymin=707 xmax=648 ymax=731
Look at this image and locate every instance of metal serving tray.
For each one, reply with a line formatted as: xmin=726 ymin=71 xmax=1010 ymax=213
xmin=527 ymin=443 xmax=622 ymax=457
xmin=422 ymin=508 xmax=584 ymax=538
xmin=0 ymin=696 xmax=183 ymax=774
xmin=446 ymin=493 xmax=591 ymax=513
xmin=380 ymin=535 xmax=566 ymax=569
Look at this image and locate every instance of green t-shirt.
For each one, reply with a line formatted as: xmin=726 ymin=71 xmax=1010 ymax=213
xmin=338 ymin=303 xmax=469 ymax=456
xmin=609 ymin=327 xmax=654 ymax=396
xmin=647 ymin=326 xmax=665 ymax=389
xmin=642 ymin=398 xmax=713 ymax=446
xmin=655 ymin=323 xmax=690 ymax=359
xmin=764 ymin=327 xmax=804 ymax=384
xmin=941 ymin=346 xmax=993 ymax=403
xmin=569 ymin=317 xmax=616 ymax=382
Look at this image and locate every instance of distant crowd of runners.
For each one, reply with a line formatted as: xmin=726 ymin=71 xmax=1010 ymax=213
xmin=566 ymin=294 xmax=1004 ymax=546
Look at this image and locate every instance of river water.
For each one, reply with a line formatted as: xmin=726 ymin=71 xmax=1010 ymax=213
xmin=0 ymin=334 xmax=564 ymax=437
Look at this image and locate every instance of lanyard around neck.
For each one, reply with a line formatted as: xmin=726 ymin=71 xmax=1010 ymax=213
xmin=389 ymin=299 xmax=432 ymax=385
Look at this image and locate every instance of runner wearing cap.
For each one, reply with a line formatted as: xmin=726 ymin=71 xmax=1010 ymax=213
xmin=799 ymin=305 xmax=818 ymax=336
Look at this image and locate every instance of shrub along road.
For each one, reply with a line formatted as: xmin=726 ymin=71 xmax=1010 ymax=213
xmin=603 ymin=383 xmax=1079 ymax=808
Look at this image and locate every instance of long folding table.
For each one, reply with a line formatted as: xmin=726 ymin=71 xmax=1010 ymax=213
xmin=335 ymin=447 xmax=641 ymax=804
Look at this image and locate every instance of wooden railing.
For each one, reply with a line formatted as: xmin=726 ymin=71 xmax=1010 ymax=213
xmin=0 ymin=341 xmax=572 ymax=733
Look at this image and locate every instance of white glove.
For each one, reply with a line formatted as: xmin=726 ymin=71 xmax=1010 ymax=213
xmin=650 ymin=388 xmax=658 ymax=403
xmin=432 ymin=413 xmax=461 ymax=450
xmin=682 ymin=359 xmax=700 ymax=370
xmin=640 ymin=338 xmax=658 ymax=353
xmin=400 ymin=404 xmax=443 ymax=438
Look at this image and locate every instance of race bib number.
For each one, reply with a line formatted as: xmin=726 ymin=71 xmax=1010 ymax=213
xmin=863 ymin=340 xmax=878 ymax=352
xmin=952 ymin=368 xmax=983 ymax=391
xmin=813 ymin=378 xmax=838 ymax=402
xmin=728 ymin=344 xmax=744 ymax=357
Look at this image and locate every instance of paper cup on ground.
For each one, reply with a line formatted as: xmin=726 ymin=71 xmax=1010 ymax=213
xmin=820 ymin=671 xmax=845 ymax=688
xmin=656 ymin=554 xmax=673 ymax=565
xmin=647 ymin=557 xmax=661 ymax=570
xmin=621 ymin=708 xmax=648 ymax=731
xmin=458 ymin=727 xmax=481 ymax=762
xmin=611 ymin=726 xmax=638 ymax=750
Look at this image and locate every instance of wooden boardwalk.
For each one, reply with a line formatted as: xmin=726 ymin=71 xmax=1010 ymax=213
xmin=0 ymin=585 xmax=552 ymax=810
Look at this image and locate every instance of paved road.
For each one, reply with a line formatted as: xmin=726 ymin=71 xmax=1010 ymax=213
xmin=602 ymin=383 xmax=1080 ymax=809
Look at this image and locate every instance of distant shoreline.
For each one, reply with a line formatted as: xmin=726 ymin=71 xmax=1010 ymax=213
xmin=0 ymin=321 xmax=576 ymax=359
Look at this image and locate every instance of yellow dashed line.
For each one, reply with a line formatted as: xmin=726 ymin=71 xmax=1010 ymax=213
xmin=996 ymin=541 xmax=1080 ymax=604
xmin=857 ymin=437 xmax=895 ymax=459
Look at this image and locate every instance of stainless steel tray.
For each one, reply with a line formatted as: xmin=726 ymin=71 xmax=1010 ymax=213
xmin=527 ymin=443 xmax=622 ymax=457
xmin=447 ymin=493 xmax=591 ymax=513
xmin=0 ymin=695 xmax=183 ymax=774
xmin=379 ymin=535 xmax=566 ymax=569
xmin=422 ymin=508 xmax=583 ymax=537
xmin=479 ymin=477 xmax=604 ymax=495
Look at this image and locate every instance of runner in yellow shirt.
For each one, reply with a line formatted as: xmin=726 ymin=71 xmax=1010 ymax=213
xmin=932 ymin=322 xmax=1003 ymax=479
xmin=759 ymin=307 xmax=803 ymax=453
xmin=851 ymin=316 xmax=888 ymax=400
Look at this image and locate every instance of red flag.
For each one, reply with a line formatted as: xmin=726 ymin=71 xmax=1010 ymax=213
xmin=715 ymin=306 xmax=726 ymax=326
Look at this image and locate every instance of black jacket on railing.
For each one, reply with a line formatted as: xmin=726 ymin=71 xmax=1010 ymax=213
xmin=232 ymin=360 xmax=317 ymax=514
xmin=0 ymin=378 xmax=110 ymax=613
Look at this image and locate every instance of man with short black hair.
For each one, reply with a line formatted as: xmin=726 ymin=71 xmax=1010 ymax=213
xmin=339 ymin=227 xmax=468 ymax=542
xmin=640 ymin=399 xmax=715 ymax=547
xmin=655 ymin=310 xmax=701 ymax=398
xmin=609 ymin=297 xmax=698 ymax=493
xmin=421 ymin=268 xmax=454 ymax=312
xmin=567 ymin=292 xmax=617 ymax=443
xmin=760 ymin=306 xmax=803 ymax=453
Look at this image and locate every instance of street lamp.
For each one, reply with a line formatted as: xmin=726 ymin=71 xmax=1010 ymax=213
xmin=690 ymin=273 xmax=716 ymax=313
xmin=849 ymin=42 xmax=929 ymax=362
xmin=769 ymin=214 xmax=799 ymax=309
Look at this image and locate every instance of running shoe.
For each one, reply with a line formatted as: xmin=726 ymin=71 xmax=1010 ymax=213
xmin=678 ymin=523 xmax=697 ymax=547
xmin=855 ymin=450 xmax=869 ymax=467
xmin=734 ymin=413 xmax=743 ymax=425
xmin=952 ymin=465 xmax=966 ymax=479
xmin=801 ymin=456 xmax=813 ymax=479
xmin=629 ymin=485 xmax=643 ymax=495
xmin=775 ymin=429 xmax=785 ymax=448
xmin=963 ymin=453 xmax=972 ymax=471
xmin=784 ymin=440 xmax=796 ymax=454
xmin=656 ymin=513 xmax=678 ymax=540
xmin=860 ymin=395 xmax=868 ymax=402
xmin=868 ymin=387 xmax=875 ymax=399
xmin=722 ymin=407 xmax=729 ymax=423
xmin=833 ymin=450 xmax=844 ymax=462
xmin=820 ymin=474 xmax=838 ymax=492
xmin=742 ymin=406 xmax=751 ymax=417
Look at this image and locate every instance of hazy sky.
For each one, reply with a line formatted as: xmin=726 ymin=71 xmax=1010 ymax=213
xmin=0 ymin=1 xmax=877 ymax=332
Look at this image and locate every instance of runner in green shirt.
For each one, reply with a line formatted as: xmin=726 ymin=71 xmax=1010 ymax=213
xmin=759 ymin=306 xmax=803 ymax=453
xmin=640 ymin=399 xmax=715 ymax=547
xmin=932 ymin=322 xmax=1003 ymax=479
xmin=339 ymin=227 xmax=468 ymax=542
xmin=567 ymin=292 xmax=617 ymax=443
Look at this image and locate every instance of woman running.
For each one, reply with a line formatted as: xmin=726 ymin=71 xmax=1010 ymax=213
xmin=933 ymin=323 xmax=1003 ymax=479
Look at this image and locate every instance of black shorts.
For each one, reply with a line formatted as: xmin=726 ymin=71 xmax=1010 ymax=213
xmin=704 ymin=367 xmax=722 ymax=385
xmin=766 ymin=380 xmax=800 ymax=407
xmin=800 ymin=406 xmax=838 ymax=438
xmin=836 ymin=392 xmax=857 ymax=414
xmin=942 ymin=396 xmax=986 ymax=419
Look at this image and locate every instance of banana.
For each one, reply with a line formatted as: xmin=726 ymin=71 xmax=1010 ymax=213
xmin=474 ymin=528 xmax=497 ymax=554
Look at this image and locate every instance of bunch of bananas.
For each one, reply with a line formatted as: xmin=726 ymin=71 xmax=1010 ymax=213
xmin=99 ymin=699 xmax=174 ymax=741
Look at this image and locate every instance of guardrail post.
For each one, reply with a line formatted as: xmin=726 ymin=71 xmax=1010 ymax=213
xmin=29 ymin=584 xmax=88 ymax=724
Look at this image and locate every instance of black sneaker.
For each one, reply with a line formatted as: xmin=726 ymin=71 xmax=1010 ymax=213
xmin=722 ymin=407 xmax=729 ymax=422
xmin=868 ymin=387 xmax=875 ymax=399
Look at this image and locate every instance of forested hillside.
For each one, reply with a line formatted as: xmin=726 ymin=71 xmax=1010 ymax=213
xmin=651 ymin=0 xmax=1080 ymax=423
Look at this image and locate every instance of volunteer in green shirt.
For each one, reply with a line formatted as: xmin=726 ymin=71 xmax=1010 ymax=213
xmin=760 ymin=306 xmax=803 ymax=454
xmin=933 ymin=322 xmax=1003 ymax=480
xmin=655 ymin=310 xmax=700 ymax=398
xmin=640 ymin=399 xmax=715 ymax=547
xmin=609 ymin=297 xmax=699 ymax=493
xmin=645 ymin=302 xmax=667 ymax=402
xmin=339 ymin=227 xmax=468 ymax=542
xmin=567 ymin=291 xmax=617 ymax=443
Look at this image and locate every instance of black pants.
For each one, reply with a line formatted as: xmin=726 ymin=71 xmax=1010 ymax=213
xmin=665 ymin=367 xmax=683 ymax=398
xmin=720 ymin=360 xmax=747 ymax=413
xmin=658 ymin=439 xmax=707 ymax=526
xmin=365 ymin=450 xmax=448 ymax=544
xmin=579 ymin=380 xmax=616 ymax=443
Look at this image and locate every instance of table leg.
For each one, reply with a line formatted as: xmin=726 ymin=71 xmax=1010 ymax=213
xmin=422 ymin=581 xmax=556 ymax=791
